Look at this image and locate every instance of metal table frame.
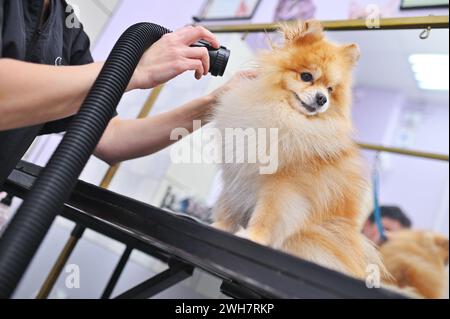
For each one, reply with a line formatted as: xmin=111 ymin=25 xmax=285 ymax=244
xmin=3 ymin=161 xmax=404 ymax=299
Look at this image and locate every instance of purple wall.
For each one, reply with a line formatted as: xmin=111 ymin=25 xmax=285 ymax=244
xmin=353 ymin=86 xmax=449 ymax=235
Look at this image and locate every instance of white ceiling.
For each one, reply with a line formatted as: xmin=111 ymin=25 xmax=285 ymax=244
xmin=328 ymin=29 xmax=449 ymax=105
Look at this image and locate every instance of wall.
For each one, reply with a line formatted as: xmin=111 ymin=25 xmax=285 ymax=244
xmin=200 ymin=0 xmax=449 ymax=23
xmin=353 ymin=87 xmax=450 ymax=235
xmin=92 ymin=0 xmax=206 ymax=61
xmin=66 ymin=0 xmax=121 ymax=45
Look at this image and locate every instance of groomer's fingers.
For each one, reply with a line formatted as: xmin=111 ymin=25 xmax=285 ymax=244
xmin=182 ymin=59 xmax=205 ymax=80
xmin=176 ymin=26 xmax=220 ymax=48
xmin=184 ymin=47 xmax=210 ymax=75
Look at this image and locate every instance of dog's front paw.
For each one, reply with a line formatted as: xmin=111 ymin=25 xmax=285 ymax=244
xmin=235 ymin=227 xmax=250 ymax=239
xmin=211 ymin=220 xmax=235 ymax=233
xmin=235 ymin=227 xmax=270 ymax=246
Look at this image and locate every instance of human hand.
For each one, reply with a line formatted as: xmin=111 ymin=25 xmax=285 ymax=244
xmin=129 ymin=26 xmax=220 ymax=90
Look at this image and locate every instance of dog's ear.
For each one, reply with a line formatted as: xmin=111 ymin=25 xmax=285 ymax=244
xmin=279 ymin=20 xmax=324 ymax=44
xmin=342 ymin=43 xmax=361 ymax=66
xmin=433 ymin=235 xmax=449 ymax=265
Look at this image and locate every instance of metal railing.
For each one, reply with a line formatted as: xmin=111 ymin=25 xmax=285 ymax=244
xmin=204 ymin=15 xmax=449 ymax=33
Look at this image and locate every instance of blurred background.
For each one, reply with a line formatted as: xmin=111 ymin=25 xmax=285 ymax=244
xmin=4 ymin=0 xmax=448 ymax=298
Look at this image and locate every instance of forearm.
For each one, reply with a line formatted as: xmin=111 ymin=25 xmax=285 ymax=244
xmin=0 ymin=59 xmax=104 ymax=130
xmin=95 ymin=95 xmax=215 ymax=165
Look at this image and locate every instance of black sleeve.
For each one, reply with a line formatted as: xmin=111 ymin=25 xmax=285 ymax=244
xmin=64 ymin=0 xmax=94 ymax=66
xmin=40 ymin=8 xmax=92 ymax=135
xmin=40 ymin=7 xmax=117 ymax=136
xmin=0 ymin=0 xmax=4 ymax=57
xmin=68 ymin=22 xmax=94 ymax=66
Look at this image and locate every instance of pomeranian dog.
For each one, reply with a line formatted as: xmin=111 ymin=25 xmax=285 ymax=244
xmin=380 ymin=230 xmax=449 ymax=299
xmin=212 ymin=20 xmax=384 ymax=279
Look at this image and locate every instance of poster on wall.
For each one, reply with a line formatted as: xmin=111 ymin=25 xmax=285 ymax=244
xmin=274 ymin=0 xmax=317 ymax=21
xmin=195 ymin=0 xmax=262 ymax=21
xmin=401 ymin=0 xmax=449 ymax=9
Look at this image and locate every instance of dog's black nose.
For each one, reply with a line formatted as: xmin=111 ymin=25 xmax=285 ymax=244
xmin=316 ymin=93 xmax=328 ymax=107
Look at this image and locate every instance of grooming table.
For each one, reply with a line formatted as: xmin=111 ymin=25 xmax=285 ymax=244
xmin=3 ymin=161 xmax=404 ymax=299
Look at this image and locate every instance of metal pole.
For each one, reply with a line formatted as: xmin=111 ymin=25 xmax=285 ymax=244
xmin=358 ymin=143 xmax=449 ymax=162
xmin=36 ymin=224 xmax=85 ymax=299
xmin=101 ymin=246 xmax=133 ymax=299
xmin=205 ymin=15 xmax=449 ymax=33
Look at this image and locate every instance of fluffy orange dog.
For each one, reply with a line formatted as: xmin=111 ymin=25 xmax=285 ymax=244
xmin=212 ymin=20 xmax=383 ymax=278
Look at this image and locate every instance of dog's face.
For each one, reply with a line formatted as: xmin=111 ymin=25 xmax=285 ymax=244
xmin=260 ymin=21 xmax=360 ymax=118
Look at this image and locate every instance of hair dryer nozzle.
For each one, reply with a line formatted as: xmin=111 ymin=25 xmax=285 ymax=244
xmin=191 ymin=40 xmax=230 ymax=77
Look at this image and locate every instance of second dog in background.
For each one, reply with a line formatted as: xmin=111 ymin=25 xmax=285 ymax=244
xmin=212 ymin=20 xmax=385 ymax=279
xmin=381 ymin=230 xmax=449 ymax=299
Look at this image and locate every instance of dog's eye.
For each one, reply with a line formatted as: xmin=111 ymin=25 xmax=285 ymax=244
xmin=300 ymin=72 xmax=313 ymax=82
xmin=328 ymin=87 xmax=334 ymax=93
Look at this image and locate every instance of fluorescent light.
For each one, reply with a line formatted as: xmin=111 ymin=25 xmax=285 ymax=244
xmin=409 ymin=54 xmax=449 ymax=91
